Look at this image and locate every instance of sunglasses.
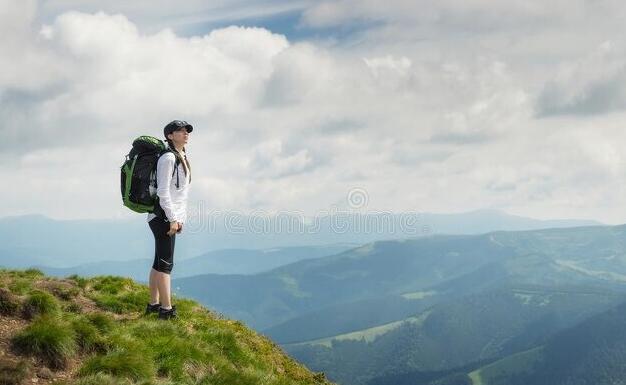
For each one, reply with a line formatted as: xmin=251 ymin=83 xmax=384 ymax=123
xmin=172 ymin=120 xmax=189 ymax=127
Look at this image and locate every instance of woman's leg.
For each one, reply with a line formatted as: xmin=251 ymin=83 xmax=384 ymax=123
xmin=149 ymin=268 xmax=160 ymax=305
xmin=149 ymin=218 xmax=176 ymax=308
xmin=157 ymin=228 xmax=175 ymax=309
xmin=157 ymin=271 xmax=172 ymax=309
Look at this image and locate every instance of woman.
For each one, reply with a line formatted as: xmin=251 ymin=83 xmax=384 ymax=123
xmin=146 ymin=119 xmax=192 ymax=320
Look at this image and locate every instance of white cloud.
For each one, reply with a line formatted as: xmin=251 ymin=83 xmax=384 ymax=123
xmin=1 ymin=9 xmax=291 ymax=153
xmin=2 ymin=1 xmax=626 ymax=225
xmin=247 ymin=139 xmax=314 ymax=178
xmin=364 ymin=55 xmax=411 ymax=77
xmin=536 ymin=41 xmax=626 ymax=116
xmin=43 ymin=12 xmax=288 ymax=117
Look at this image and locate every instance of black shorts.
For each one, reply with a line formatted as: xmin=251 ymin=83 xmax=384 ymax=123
xmin=149 ymin=217 xmax=175 ymax=274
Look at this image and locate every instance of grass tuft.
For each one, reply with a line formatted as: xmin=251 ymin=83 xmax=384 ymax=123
xmin=128 ymin=320 xmax=207 ymax=381
xmin=8 ymin=279 xmax=32 ymax=295
xmin=11 ymin=315 xmax=76 ymax=369
xmin=91 ymin=276 xmax=133 ymax=295
xmin=86 ymin=312 xmax=115 ymax=333
xmin=79 ymin=349 xmax=155 ymax=381
xmin=22 ymin=290 xmax=59 ymax=319
xmin=70 ymin=316 xmax=109 ymax=353
xmin=87 ymin=277 xmax=148 ymax=314
xmin=22 ymin=269 xmax=44 ymax=278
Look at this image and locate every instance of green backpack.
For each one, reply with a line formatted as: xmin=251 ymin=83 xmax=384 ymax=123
xmin=120 ymin=136 xmax=174 ymax=213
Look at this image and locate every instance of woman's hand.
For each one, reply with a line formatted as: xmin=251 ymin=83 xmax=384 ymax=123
xmin=167 ymin=221 xmax=181 ymax=236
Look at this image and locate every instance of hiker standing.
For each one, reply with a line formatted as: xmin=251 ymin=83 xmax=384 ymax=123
xmin=146 ymin=120 xmax=192 ymax=320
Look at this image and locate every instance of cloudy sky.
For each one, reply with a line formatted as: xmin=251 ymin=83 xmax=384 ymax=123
xmin=2 ymin=0 xmax=626 ymax=224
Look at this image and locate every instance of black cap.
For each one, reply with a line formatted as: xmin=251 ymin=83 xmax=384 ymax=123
xmin=164 ymin=120 xmax=193 ymax=137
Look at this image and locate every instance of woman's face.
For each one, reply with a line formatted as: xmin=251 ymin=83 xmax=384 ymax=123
xmin=168 ymin=127 xmax=190 ymax=147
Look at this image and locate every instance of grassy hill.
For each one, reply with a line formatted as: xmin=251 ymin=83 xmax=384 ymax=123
xmin=0 ymin=268 xmax=332 ymax=385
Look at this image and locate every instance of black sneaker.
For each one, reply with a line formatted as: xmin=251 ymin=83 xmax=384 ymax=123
xmin=145 ymin=303 xmax=161 ymax=314
xmin=158 ymin=305 xmax=177 ymax=320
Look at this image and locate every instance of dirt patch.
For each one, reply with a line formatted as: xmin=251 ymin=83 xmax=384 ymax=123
xmin=70 ymin=294 xmax=99 ymax=315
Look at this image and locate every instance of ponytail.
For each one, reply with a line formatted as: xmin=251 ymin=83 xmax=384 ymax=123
xmin=166 ymin=139 xmax=191 ymax=184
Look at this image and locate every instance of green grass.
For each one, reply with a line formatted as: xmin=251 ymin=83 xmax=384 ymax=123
xmin=126 ymin=320 xmax=207 ymax=380
xmin=8 ymin=278 xmax=32 ymax=295
xmin=70 ymin=315 xmax=110 ymax=353
xmin=1 ymin=269 xmax=44 ymax=295
xmin=90 ymin=276 xmax=134 ymax=295
xmin=11 ymin=315 xmax=77 ymax=369
xmin=86 ymin=312 xmax=115 ymax=333
xmin=80 ymin=349 xmax=155 ymax=381
xmin=87 ymin=276 xmax=149 ymax=314
xmin=0 ymin=269 xmax=332 ymax=385
xmin=22 ymin=290 xmax=60 ymax=319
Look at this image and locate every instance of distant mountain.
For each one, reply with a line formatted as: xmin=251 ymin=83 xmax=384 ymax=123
xmin=172 ymin=224 xmax=626 ymax=385
xmin=420 ymin=209 xmax=601 ymax=234
xmin=37 ymin=244 xmax=355 ymax=281
xmin=0 ymin=215 xmax=153 ymax=268
xmin=174 ymin=224 xmax=626 ymax=331
xmin=0 ymin=210 xmax=602 ymax=268
xmin=173 ymin=233 xmax=515 ymax=329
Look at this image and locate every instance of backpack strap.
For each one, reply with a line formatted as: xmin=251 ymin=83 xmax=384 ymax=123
xmin=174 ymin=156 xmax=180 ymax=188
xmin=161 ymin=148 xmax=181 ymax=188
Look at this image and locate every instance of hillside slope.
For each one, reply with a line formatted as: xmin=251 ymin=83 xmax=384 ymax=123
xmin=0 ymin=268 xmax=332 ymax=385
xmin=471 ymin=300 xmax=626 ymax=385
xmin=175 ymin=224 xmax=626 ymax=333
xmin=285 ymin=285 xmax=622 ymax=385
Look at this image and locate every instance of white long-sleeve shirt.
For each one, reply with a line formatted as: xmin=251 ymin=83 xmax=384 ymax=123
xmin=146 ymin=150 xmax=190 ymax=224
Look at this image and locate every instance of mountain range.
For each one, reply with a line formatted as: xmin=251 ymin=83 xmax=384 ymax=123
xmin=0 ymin=210 xmax=600 ymax=269
xmin=172 ymin=224 xmax=626 ymax=384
